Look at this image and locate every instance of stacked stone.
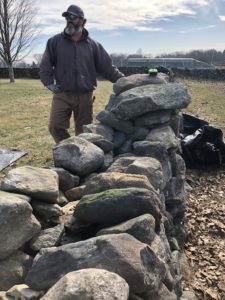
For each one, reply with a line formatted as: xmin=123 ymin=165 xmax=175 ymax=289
xmin=0 ymin=73 xmax=195 ymax=300
xmin=84 ymin=73 xmax=191 ymax=247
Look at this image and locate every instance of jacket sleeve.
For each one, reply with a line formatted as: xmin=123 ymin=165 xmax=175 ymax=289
xmin=39 ymin=39 xmax=55 ymax=86
xmin=93 ymin=41 xmax=124 ymax=83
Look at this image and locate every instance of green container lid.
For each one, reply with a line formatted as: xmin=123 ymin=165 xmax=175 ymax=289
xmin=148 ymin=68 xmax=158 ymax=76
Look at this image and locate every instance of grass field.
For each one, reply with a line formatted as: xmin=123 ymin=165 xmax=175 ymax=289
xmin=0 ymin=78 xmax=225 ymax=169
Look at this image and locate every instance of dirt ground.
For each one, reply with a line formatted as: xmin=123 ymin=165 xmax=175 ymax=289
xmin=184 ymin=165 xmax=225 ymax=300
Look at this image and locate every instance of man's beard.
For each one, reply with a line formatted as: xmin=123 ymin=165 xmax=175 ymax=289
xmin=64 ymin=23 xmax=82 ymax=36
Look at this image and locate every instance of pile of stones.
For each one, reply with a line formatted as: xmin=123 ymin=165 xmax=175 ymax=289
xmin=0 ymin=73 xmax=196 ymax=300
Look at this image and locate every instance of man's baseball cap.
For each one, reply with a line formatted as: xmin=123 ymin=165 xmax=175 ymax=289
xmin=62 ymin=5 xmax=84 ymax=18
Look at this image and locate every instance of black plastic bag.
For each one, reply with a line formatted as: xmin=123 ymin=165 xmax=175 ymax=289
xmin=180 ymin=114 xmax=225 ymax=168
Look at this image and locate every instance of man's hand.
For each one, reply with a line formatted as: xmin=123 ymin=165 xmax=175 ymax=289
xmin=46 ymin=84 xmax=62 ymax=94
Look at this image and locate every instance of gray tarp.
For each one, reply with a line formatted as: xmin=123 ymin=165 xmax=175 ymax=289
xmin=0 ymin=148 xmax=27 ymax=171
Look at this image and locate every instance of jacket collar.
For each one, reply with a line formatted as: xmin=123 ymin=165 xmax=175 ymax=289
xmin=62 ymin=28 xmax=89 ymax=42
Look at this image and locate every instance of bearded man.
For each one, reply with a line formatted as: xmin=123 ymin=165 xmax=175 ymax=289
xmin=40 ymin=5 xmax=124 ymax=143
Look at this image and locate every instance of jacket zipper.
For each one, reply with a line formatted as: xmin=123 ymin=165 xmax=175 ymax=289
xmin=74 ymin=42 xmax=78 ymax=94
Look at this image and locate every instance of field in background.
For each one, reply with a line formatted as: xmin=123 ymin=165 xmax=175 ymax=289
xmin=0 ymin=78 xmax=225 ymax=169
xmin=0 ymin=79 xmax=113 ymax=168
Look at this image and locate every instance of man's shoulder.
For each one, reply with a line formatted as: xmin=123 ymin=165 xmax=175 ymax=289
xmin=48 ymin=33 xmax=64 ymax=43
xmin=87 ymin=35 xmax=100 ymax=46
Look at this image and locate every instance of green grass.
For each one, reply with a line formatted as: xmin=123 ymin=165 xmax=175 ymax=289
xmin=0 ymin=78 xmax=224 ymax=170
xmin=0 ymin=79 xmax=112 ymax=168
xmin=181 ymin=79 xmax=225 ymax=132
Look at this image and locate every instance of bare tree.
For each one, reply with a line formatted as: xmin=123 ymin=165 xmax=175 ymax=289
xmin=0 ymin=0 xmax=39 ymax=82
xmin=33 ymin=53 xmax=42 ymax=66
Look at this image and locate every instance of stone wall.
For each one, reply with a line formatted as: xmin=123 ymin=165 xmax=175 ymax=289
xmin=1 ymin=66 xmax=225 ymax=80
xmin=0 ymin=68 xmax=40 ymax=79
xmin=0 ymin=73 xmax=196 ymax=300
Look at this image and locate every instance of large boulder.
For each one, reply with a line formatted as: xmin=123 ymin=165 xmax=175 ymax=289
xmin=53 ymin=137 xmax=104 ymax=176
xmin=25 ymin=233 xmax=166 ymax=294
xmin=110 ymin=83 xmax=191 ymax=120
xmin=97 ymin=214 xmax=156 ymax=245
xmin=40 ymin=269 xmax=129 ymax=300
xmin=113 ymin=73 xmax=169 ymax=95
xmin=78 ymin=132 xmax=113 ymax=152
xmin=1 ymin=166 xmax=59 ymax=203
xmin=82 ymin=124 xmax=114 ymax=141
xmin=133 ymin=141 xmax=172 ymax=186
xmin=96 ymin=110 xmax=134 ymax=134
xmin=107 ymin=156 xmax=164 ymax=191
xmin=0 ymin=193 xmax=41 ymax=260
xmin=135 ymin=110 xmax=172 ymax=127
xmin=30 ymin=224 xmax=65 ymax=252
xmin=74 ymin=188 xmax=162 ymax=230
xmin=146 ymin=125 xmax=178 ymax=150
xmin=31 ymin=200 xmax=63 ymax=225
xmin=50 ymin=167 xmax=80 ymax=193
xmin=84 ymin=172 xmax=155 ymax=195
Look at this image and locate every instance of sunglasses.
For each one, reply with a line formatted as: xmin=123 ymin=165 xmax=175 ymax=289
xmin=66 ymin=14 xmax=79 ymax=21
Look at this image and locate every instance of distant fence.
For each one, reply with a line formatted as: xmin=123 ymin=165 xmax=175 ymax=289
xmin=1 ymin=67 xmax=225 ymax=81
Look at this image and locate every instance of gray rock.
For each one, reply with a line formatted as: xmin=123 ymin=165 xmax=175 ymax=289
xmin=172 ymin=154 xmax=186 ymax=179
xmin=107 ymin=156 xmax=163 ymax=191
xmin=169 ymin=112 xmax=182 ymax=136
xmin=78 ymin=132 xmax=113 ymax=152
xmin=165 ymin=197 xmax=186 ymax=219
xmin=117 ymin=140 xmax=133 ymax=155
xmin=84 ymin=172 xmax=155 ymax=195
xmin=151 ymin=234 xmax=171 ymax=265
xmin=53 ymin=137 xmax=104 ymax=176
xmin=133 ymin=141 xmax=172 ymax=186
xmin=142 ymin=283 xmax=177 ymax=300
xmin=0 ymin=195 xmax=40 ymax=260
xmin=127 ymin=126 xmax=150 ymax=141
xmin=74 ymin=188 xmax=162 ymax=230
xmin=96 ymin=110 xmax=134 ymax=134
xmin=40 ymin=268 xmax=129 ymax=300
xmin=65 ymin=185 xmax=86 ymax=201
xmin=50 ymin=167 xmax=80 ymax=193
xmin=110 ymin=83 xmax=191 ymax=120
xmin=83 ymin=123 xmax=114 ymax=141
xmin=30 ymin=224 xmax=65 ymax=252
xmin=0 ymin=251 xmax=33 ymax=291
xmin=59 ymin=201 xmax=90 ymax=234
xmin=0 ymin=190 xmax=31 ymax=202
xmin=1 ymin=166 xmax=59 ymax=203
xmin=97 ymin=214 xmax=156 ymax=245
xmin=31 ymin=200 xmax=63 ymax=224
xmin=164 ymin=177 xmax=185 ymax=200
xmin=58 ymin=191 xmax=68 ymax=206
xmin=171 ymin=226 xmax=187 ymax=249
xmin=6 ymin=284 xmax=43 ymax=300
xmin=168 ymin=238 xmax=180 ymax=251
xmin=113 ymin=131 xmax=127 ymax=149
xmin=113 ymin=73 xmax=169 ymax=95
xmin=135 ymin=110 xmax=172 ymax=127
xmin=0 ymin=292 xmax=12 ymax=299
xmin=146 ymin=125 xmax=178 ymax=150
xmin=25 ymin=233 xmax=166 ymax=294
xmin=103 ymin=151 xmax=114 ymax=170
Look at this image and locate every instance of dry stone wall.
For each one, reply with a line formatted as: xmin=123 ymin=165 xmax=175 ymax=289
xmin=0 ymin=73 xmax=196 ymax=300
xmin=1 ymin=66 xmax=225 ymax=81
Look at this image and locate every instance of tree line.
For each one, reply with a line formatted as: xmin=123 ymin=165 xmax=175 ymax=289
xmin=0 ymin=0 xmax=225 ymax=83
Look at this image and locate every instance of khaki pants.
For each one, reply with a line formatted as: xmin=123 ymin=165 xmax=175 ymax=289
xmin=49 ymin=91 xmax=94 ymax=143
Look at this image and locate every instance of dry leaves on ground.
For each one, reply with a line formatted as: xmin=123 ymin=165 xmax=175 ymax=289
xmin=184 ymin=166 xmax=225 ymax=300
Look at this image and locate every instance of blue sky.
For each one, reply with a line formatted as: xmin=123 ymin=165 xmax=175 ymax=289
xmin=29 ymin=0 xmax=225 ymax=62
